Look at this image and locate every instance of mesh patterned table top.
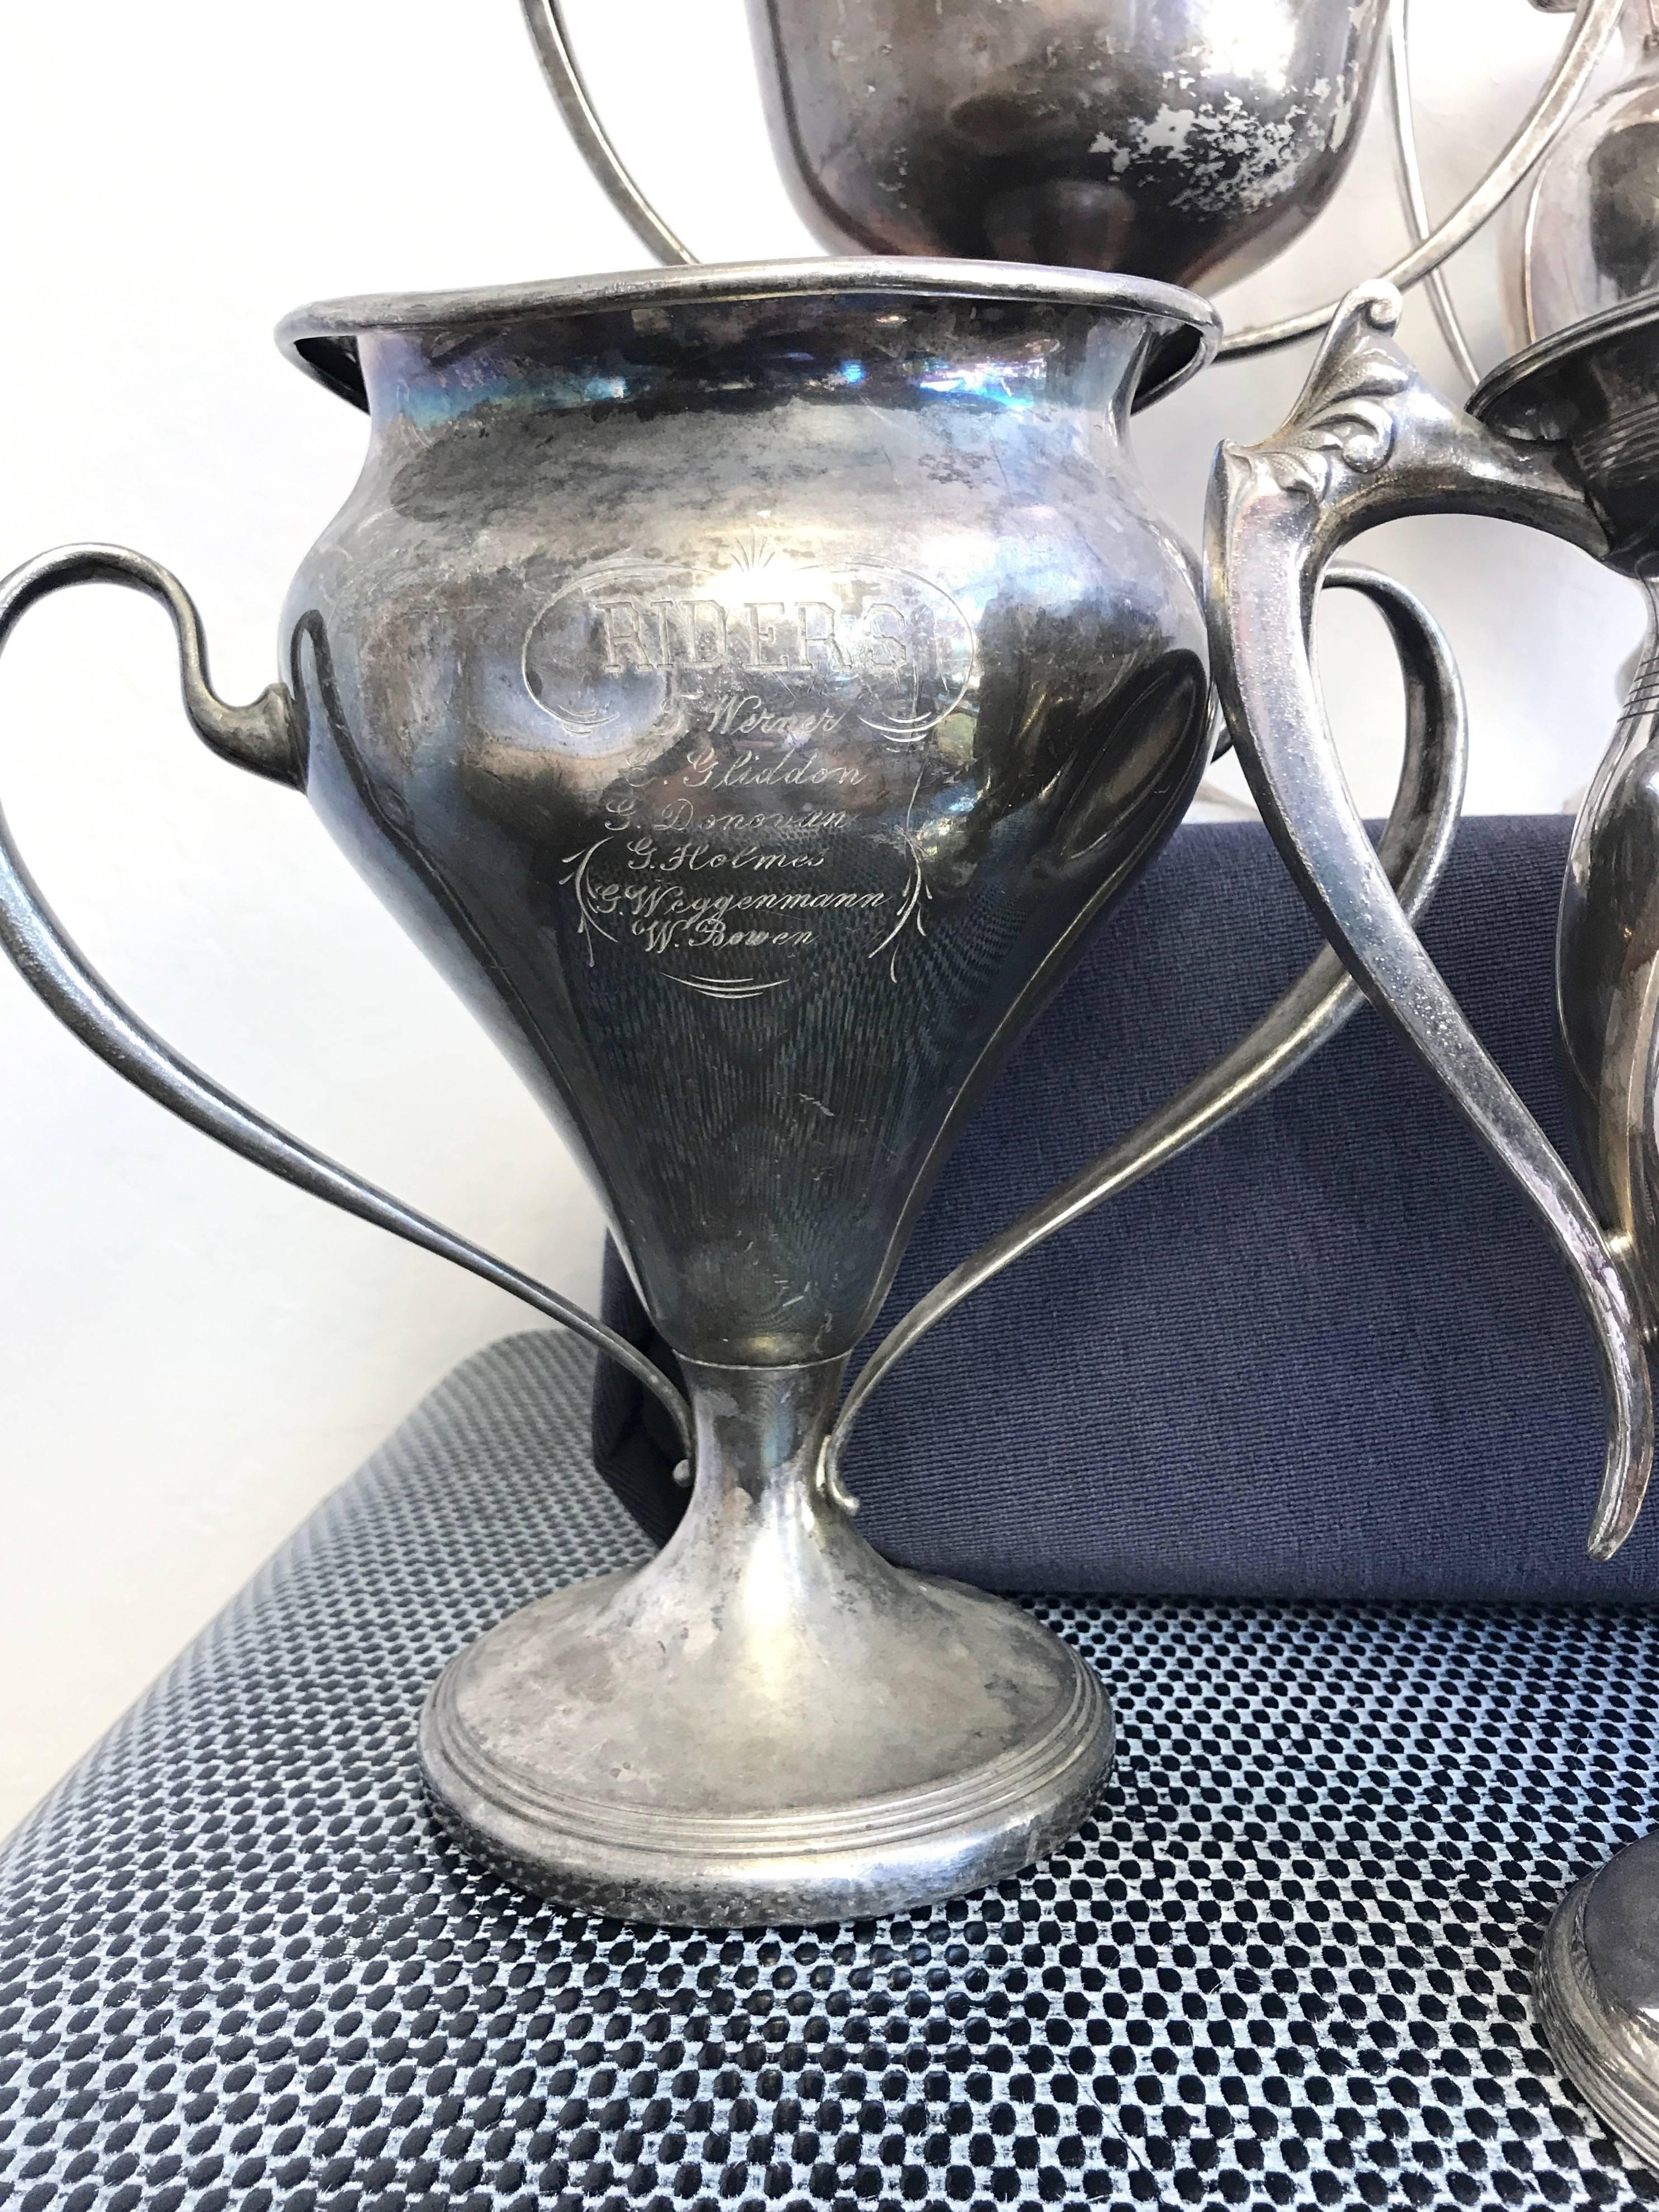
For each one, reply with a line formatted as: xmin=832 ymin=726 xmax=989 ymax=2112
xmin=3 ymin=1330 xmax=1659 ymax=2211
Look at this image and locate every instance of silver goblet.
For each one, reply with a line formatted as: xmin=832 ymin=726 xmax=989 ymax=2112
xmin=0 ymin=260 xmax=1465 ymax=1926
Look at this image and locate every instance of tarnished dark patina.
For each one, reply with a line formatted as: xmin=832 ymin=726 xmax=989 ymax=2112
xmin=746 ymin=0 xmax=1386 ymax=287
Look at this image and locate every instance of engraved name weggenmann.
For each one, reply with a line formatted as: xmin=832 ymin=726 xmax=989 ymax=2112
xmin=525 ymin=557 xmax=978 ymax=999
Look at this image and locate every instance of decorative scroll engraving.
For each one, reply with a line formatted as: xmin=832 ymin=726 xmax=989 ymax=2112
xmin=866 ymin=828 xmax=931 ymax=982
xmin=1265 ymin=355 xmax=1410 ymax=499
xmin=525 ymin=552 xmax=975 ymax=748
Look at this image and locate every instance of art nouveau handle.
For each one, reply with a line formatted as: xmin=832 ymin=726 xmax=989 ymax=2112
xmin=1206 ymin=281 xmax=1652 ymax=1559
xmin=0 ymin=544 xmax=695 ymax=1461
xmin=820 ymin=561 xmax=1468 ymax=1511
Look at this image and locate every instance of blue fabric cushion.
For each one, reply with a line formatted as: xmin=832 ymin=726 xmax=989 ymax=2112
xmin=592 ymin=813 xmax=1659 ymax=1602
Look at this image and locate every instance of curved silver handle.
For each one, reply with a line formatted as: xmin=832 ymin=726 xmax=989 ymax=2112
xmin=820 ymin=562 xmax=1468 ymax=1511
xmin=520 ymin=0 xmax=695 ymax=266
xmin=1206 ymin=282 xmax=1651 ymax=1561
xmin=0 ymin=544 xmax=694 ymax=1461
xmin=1386 ymin=0 xmax=1479 ymax=389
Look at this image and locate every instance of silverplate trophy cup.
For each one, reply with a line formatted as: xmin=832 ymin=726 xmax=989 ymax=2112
xmin=0 ymin=259 xmax=1474 ymax=1926
xmin=1491 ymin=0 xmax=1659 ymax=2161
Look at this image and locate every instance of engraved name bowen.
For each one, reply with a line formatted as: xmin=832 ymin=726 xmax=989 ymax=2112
xmin=585 ymin=880 xmax=889 ymax=957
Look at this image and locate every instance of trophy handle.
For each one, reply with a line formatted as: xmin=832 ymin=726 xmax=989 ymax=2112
xmin=519 ymin=0 xmax=695 ymax=267
xmin=819 ymin=561 xmax=1467 ymax=1511
xmin=1219 ymin=0 xmax=1622 ymax=357
xmin=1206 ymin=281 xmax=1651 ymax=1560
xmin=0 ymin=544 xmax=695 ymax=1460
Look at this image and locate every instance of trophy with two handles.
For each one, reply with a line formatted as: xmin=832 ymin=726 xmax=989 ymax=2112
xmin=0 ymin=0 xmax=1637 ymax=1940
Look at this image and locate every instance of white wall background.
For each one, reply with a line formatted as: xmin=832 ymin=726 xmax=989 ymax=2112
xmin=0 ymin=1 xmax=1642 ymax=1832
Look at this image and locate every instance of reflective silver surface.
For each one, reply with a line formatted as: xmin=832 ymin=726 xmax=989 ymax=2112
xmin=0 ymin=260 xmax=1468 ymax=1924
xmin=1513 ymin=0 xmax=1659 ymax=349
xmin=521 ymin=0 xmax=1623 ymax=362
xmin=1213 ymin=279 xmax=1659 ymax=2157
xmin=746 ymin=0 xmax=1385 ymax=290
xmin=1538 ymin=1840 xmax=1659 ymax=2172
xmin=1469 ymin=293 xmax=1659 ymax=2167
xmin=1471 ymin=298 xmax=1659 ymax=1306
xmin=421 ymin=1354 xmax=1112 ymax=1924
xmin=279 ymin=263 xmax=1218 ymax=1372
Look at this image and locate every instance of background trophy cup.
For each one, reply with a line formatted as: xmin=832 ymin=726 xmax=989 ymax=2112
xmin=0 ymin=261 xmax=1473 ymax=1925
xmin=524 ymin=0 xmax=1626 ymax=361
xmin=743 ymin=0 xmax=1388 ymax=286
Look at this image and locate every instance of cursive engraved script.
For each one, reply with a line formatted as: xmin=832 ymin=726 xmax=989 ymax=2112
xmin=542 ymin=549 xmax=978 ymax=998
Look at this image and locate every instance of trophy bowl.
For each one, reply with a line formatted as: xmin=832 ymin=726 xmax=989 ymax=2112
xmin=747 ymin=0 xmax=1388 ymax=288
xmin=0 ymin=259 xmax=1472 ymax=1925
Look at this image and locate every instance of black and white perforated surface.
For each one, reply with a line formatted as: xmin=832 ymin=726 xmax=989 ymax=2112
xmin=4 ymin=1330 xmax=1659 ymax=2211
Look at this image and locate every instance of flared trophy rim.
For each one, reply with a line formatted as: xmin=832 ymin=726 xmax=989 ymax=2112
xmin=276 ymin=254 xmax=1219 ymax=417
xmin=1469 ymin=290 xmax=1659 ymax=444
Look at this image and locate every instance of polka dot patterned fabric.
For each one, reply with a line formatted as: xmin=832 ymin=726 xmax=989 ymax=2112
xmin=3 ymin=1329 xmax=1658 ymax=2210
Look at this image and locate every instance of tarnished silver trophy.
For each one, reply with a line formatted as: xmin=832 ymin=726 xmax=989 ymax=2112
xmin=0 ymin=257 xmax=1477 ymax=1925
xmin=1495 ymin=0 xmax=1659 ymax=2163
xmin=2 ymin=1 xmax=1632 ymax=1935
xmin=524 ymin=0 xmax=1627 ymax=358
xmin=743 ymin=0 xmax=1388 ymax=287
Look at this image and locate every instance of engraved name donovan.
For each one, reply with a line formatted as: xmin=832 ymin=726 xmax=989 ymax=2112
xmin=525 ymin=557 xmax=975 ymax=743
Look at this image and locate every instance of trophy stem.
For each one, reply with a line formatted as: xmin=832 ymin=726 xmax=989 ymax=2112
xmin=419 ymin=1350 xmax=1111 ymax=1925
xmin=674 ymin=1352 xmax=851 ymax=1574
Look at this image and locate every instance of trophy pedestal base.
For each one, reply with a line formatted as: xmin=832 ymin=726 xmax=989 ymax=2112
xmin=419 ymin=1352 xmax=1111 ymax=1926
xmin=1537 ymin=1835 xmax=1659 ymax=2166
xmin=418 ymin=1553 xmax=1110 ymax=1929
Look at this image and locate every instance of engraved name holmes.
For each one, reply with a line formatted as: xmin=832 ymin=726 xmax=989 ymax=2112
xmin=523 ymin=557 xmax=976 ymax=747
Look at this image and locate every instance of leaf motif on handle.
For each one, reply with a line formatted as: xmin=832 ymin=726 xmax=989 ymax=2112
xmin=1267 ymin=359 xmax=1413 ymax=500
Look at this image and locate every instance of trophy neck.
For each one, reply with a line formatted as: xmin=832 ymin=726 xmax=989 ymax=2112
xmin=677 ymin=1356 xmax=850 ymax=1525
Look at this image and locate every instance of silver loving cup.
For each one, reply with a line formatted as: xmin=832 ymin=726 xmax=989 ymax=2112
xmin=1207 ymin=277 xmax=1659 ymax=2158
xmin=0 ymin=261 xmax=1473 ymax=1928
